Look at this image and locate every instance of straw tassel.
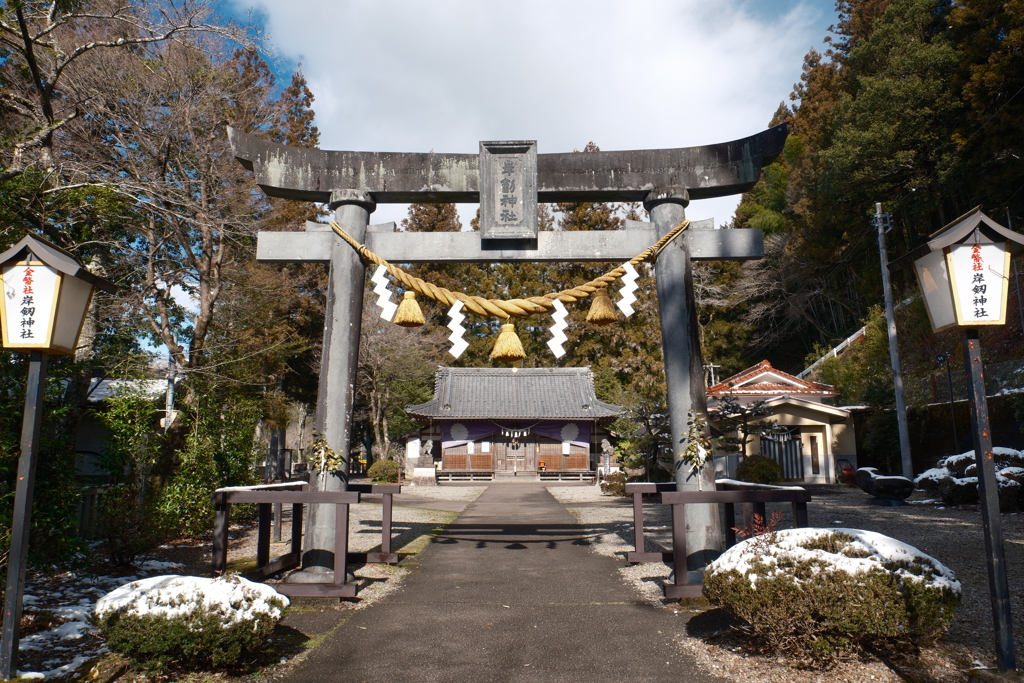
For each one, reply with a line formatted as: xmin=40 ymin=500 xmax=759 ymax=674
xmin=586 ymin=286 xmax=618 ymax=325
xmin=393 ymin=291 xmax=425 ymax=327
xmin=490 ymin=322 xmax=526 ymax=362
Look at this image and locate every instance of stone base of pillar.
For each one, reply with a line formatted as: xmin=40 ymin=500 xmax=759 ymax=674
xmin=284 ymin=569 xmax=356 ymax=584
xmin=412 ymin=467 xmax=438 ymax=487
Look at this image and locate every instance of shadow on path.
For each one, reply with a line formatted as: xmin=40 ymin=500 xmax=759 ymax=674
xmin=286 ymin=483 xmax=716 ymax=683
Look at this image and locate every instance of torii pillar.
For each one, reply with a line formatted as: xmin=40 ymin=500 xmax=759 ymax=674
xmin=647 ymin=188 xmax=719 ymax=567
xmin=299 ymin=190 xmax=374 ymax=575
xmin=229 ymin=124 xmax=786 ymax=578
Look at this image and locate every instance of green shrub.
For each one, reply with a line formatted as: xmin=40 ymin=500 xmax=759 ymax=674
xmin=95 ymin=575 xmax=287 ymax=669
xmin=736 ymin=454 xmax=783 ymax=484
xmin=368 ymin=459 xmax=400 ymax=483
xmin=703 ymin=528 xmax=960 ymax=665
xmin=156 ymin=433 xmax=220 ymax=537
xmin=95 ymin=388 xmax=166 ymax=567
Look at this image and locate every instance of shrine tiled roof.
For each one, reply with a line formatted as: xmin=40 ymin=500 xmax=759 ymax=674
xmin=707 ymin=360 xmax=838 ymax=398
xmin=406 ymin=367 xmax=623 ymax=420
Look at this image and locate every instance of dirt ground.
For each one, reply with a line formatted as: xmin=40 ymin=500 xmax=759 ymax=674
xmin=555 ymin=483 xmax=1024 ymax=682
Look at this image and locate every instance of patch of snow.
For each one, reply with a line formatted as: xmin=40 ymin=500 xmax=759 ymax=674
xmin=138 ymin=560 xmax=184 ymax=572
xmin=95 ymin=575 xmax=288 ymax=626
xmin=915 ymin=468 xmax=949 ymax=485
xmin=20 ymin=620 xmax=91 ymax=651
xmin=876 ymin=474 xmax=913 ymax=482
xmin=50 ymin=605 xmax=92 ymax=622
xmin=29 ymin=653 xmax=93 ymax=680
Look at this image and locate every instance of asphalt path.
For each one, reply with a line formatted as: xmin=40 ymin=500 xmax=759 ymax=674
xmin=286 ymin=483 xmax=716 ymax=683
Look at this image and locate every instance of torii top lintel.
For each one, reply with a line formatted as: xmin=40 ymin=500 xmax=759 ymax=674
xmin=227 ymin=124 xmax=787 ymax=205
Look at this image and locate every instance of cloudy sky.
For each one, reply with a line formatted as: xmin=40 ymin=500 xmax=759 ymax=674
xmin=230 ymin=0 xmax=839 ymax=227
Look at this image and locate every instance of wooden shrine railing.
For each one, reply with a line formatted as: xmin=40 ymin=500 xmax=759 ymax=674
xmin=211 ymin=481 xmax=401 ymax=598
xmin=623 ymin=481 xmax=811 ymax=599
xmin=347 ymin=483 xmax=401 ymax=563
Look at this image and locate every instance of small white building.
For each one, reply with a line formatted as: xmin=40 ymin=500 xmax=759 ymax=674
xmin=707 ymin=361 xmax=858 ymax=484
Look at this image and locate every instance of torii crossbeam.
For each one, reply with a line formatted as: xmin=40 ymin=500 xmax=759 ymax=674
xmin=229 ymin=124 xmax=786 ymax=584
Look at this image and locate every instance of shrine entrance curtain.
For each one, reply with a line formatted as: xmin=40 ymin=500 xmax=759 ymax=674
xmin=440 ymin=420 xmax=590 ymax=450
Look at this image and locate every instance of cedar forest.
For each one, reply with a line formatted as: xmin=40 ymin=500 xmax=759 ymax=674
xmin=0 ymin=0 xmax=1022 ymax=570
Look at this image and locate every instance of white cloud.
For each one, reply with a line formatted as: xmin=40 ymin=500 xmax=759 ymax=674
xmin=238 ymin=0 xmax=835 ymax=226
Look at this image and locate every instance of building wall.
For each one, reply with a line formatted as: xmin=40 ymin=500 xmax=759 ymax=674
xmin=403 ymin=421 xmax=613 ymax=472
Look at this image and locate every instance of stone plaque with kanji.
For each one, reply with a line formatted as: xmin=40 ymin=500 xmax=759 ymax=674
xmin=479 ymin=140 xmax=537 ymax=239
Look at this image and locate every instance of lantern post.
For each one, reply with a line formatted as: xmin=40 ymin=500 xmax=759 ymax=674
xmin=0 ymin=234 xmax=116 ymax=680
xmin=907 ymin=207 xmax=1024 ymax=673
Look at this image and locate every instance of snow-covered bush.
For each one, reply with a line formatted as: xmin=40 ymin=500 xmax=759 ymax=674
xmin=95 ymin=575 xmax=288 ymax=668
xmin=915 ymin=448 xmax=1024 ymax=510
xmin=703 ymin=528 xmax=960 ymax=663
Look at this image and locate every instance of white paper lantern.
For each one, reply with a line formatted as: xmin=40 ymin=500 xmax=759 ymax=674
xmin=0 ymin=235 xmax=116 ymax=354
xmin=910 ymin=208 xmax=1023 ymax=332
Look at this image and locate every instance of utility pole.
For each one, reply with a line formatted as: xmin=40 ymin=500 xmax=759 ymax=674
xmin=875 ymin=203 xmax=914 ymax=479
xmin=1009 ymin=210 xmax=1023 ymax=337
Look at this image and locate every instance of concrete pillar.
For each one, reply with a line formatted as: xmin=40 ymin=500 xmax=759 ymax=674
xmin=646 ymin=188 xmax=723 ymax=570
xmin=299 ymin=190 xmax=374 ymax=575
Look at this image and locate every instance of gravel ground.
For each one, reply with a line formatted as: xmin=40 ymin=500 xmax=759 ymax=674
xmin=548 ymin=484 xmax=1020 ymax=682
xmin=240 ymin=499 xmax=465 ymax=608
xmin=394 ymin=485 xmax=488 ymax=501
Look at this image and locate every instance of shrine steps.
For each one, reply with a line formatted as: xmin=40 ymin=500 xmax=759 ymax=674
xmin=435 ymin=470 xmax=596 ymax=483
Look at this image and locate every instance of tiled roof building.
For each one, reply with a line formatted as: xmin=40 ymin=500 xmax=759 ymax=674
xmin=405 ymin=367 xmax=622 ymax=481
xmin=406 ymin=367 xmax=621 ymax=421
xmin=706 ymin=360 xmax=857 ymax=485
xmin=707 ymin=360 xmax=838 ymax=403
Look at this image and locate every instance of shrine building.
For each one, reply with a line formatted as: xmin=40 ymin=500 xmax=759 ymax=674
xmin=706 ymin=360 xmax=859 ymax=484
xmin=404 ymin=367 xmax=622 ymax=482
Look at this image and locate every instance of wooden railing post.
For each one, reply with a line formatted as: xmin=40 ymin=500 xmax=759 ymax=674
xmin=212 ymin=492 xmax=229 ymax=577
xmin=291 ymin=503 xmax=304 ymax=557
xmin=657 ymin=488 xmax=813 ymax=599
xmin=632 ymin=490 xmax=645 ymax=557
xmin=334 ymin=502 xmax=349 ymax=587
xmin=625 ymin=482 xmax=677 ymax=563
xmin=257 ymin=503 xmax=272 ymax=569
xmin=381 ymin=492 xmax=393 ymax=557
xmin=723 ymin=503 xmax=737 ymax=548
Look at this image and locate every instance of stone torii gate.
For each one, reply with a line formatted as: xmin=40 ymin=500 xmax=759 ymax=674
xmin=228 ymin=123 xmax=786 ymax=581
